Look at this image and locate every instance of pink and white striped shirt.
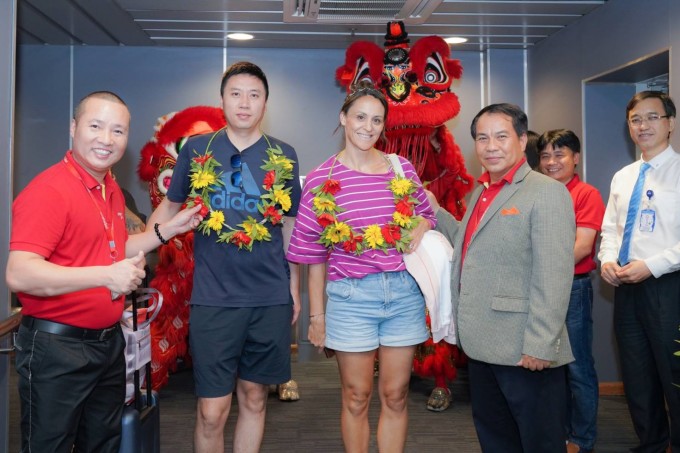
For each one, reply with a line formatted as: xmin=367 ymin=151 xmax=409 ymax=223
xmin=287 ymin=153 xmax=436 ymax=281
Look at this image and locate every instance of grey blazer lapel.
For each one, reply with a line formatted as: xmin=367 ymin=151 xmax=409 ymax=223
xmin=472 ymin=164 xmax=530 ymax=238
xmin=456 ymin=185 xmax=483 ymax=250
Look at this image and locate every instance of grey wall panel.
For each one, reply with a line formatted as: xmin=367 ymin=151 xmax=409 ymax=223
xmin=530 ymin=0 xmax=676 ymax=148
xmin=0 ymin=1 xmax=16 ymax=450
xmin=487 ymin=49 xmax=525 ymax=109
xmin=14 ymin=45 xmax=71 ymax=192
xmin=584 ymin=83 xmax=636 ymax=382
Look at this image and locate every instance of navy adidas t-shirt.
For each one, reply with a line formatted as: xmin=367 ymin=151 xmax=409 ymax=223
xmin=167 ymin=129 xmax=301 ymax=308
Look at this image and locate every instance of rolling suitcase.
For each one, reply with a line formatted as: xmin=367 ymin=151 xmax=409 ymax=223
xmin=119 ymin=286 xmax=163 ymax=453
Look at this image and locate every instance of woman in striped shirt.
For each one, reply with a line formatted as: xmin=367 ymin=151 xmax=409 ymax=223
xmin=287 ymin=82 xmax=436 ymax=452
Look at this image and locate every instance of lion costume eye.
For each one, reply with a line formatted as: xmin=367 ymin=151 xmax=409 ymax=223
xmin=423 ymin=55 xmax=448 ymax=85
xmin=352 ymin=58 xmax=374 ymax=86
xmin=157 ymin=168 xmax=174 ymax=196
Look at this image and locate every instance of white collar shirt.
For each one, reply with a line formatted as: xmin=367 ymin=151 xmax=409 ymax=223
xmin=599 ymin=146 xmax=680 ymax=277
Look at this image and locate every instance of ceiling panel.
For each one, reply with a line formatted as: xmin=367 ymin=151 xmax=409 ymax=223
xmin=17 ymin=0 xmax=607 ymax=50
xmin=24 ymin=0 xmax=119 ymax=46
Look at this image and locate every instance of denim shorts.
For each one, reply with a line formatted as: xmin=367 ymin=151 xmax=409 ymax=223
xmin=325 ymin=271 xmax=428 ymax=352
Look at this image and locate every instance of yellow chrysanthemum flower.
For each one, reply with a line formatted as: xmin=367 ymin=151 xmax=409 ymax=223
xmin=313 ymin=196 xmax=336 ymax=212
xmin=254 ymin=223 xmax=269 ymax=239
xmin=393 ymin=211 xmax=411 ymax=227
xmin=274 ymin=189 xmax=292 ymax=211
xmin=364 ymin=224 xmax=384 ymax=249
xmin=327 ymin=222 xmax=351 ymax=243
xmin=390 ymin=178 xmax=413 ymax=196
xmin=191 ymin=170 xmax=217 ymax=189
xmin=207 ymin=210 xmax=225 ymax=231
xmin=270 ymin=155 xmax=294 ymax=172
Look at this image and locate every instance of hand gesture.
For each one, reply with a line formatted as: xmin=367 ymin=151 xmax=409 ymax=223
xmin=164 ymin=204 xmax=205 ymax=238
xmin=600 ymin=261 xmax=622 ymax=287
xmin=616 ymin=260 xmax=652 ymax=284
xmin=108 ymin=251 xmax=146 ymax=296
xmin=516 ymin=354 xmax=551 ymax=371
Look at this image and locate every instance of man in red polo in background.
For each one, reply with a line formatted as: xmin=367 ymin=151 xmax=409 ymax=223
xmin=538 ymin=129 xmax=605 ymax=453
xmin=6 ymin=91 xmax=202 ymax=453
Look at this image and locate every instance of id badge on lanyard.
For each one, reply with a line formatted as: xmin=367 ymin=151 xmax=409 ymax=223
xmin=639 ymin=189 xmax=655 ymax=233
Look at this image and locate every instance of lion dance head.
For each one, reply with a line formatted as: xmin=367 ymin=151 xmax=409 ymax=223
xmin=336 ymin=21 xmax=472 ymax=219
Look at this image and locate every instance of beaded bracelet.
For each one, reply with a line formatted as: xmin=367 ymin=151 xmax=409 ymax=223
xmin=309 ymin=312 xmax=325 ymax=318
xmin=154 ymin=223 xmax=169 ymax=245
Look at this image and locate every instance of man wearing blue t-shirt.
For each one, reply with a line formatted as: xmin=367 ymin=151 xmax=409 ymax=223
xmin=150 ymin=61 xmax=302 ymax=453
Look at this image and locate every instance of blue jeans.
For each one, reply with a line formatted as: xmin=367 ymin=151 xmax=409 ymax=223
xmin=565 ymin=276 xmax=599 ymax=451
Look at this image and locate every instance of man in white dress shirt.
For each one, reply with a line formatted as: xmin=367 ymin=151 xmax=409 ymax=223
xmin=599 ymin=90 xmax=680 ymax=453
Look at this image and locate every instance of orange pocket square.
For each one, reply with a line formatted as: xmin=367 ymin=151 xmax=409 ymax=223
xmin=501 ymin=206 xmax=520 ymax=216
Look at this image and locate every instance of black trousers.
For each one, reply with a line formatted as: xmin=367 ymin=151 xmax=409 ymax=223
xmin=615 ymin=271 xmax=680 ymax=453
xmin=15 ymin=324 xmax=126 ymax=453
xmin=468 ymin=358 xmax=567 ymax=453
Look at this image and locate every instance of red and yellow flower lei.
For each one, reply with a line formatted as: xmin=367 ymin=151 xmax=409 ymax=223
xmin=187 ymin=130 xmax=295 ymax=251
xmin=311 ymin=155 xmax=420 ymax=255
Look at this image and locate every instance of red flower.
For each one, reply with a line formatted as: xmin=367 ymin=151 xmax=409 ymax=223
xmin=231 ymin=231 xmax=252 ymax=247
xmin=342 ymin=233 xmax=363 ymax=253
xmin=263 ymin=170 xmax=276 ymax=190
xmin=381 ymin=224 xmax=401 ymax=246
xmin=321 ymin=179 xmax=341 ymax=195
xmin=395 ymin=196 xmax=414 ymax=216
xmin=317 ymin=213 xmax=336 ymax=228
xmin=193 ymin=153 xmax=211 ymax=165
xmin=263 ymin=205 xmax=283 ymax=225
xmin=193 ymin=196 xmax=209 ymax=217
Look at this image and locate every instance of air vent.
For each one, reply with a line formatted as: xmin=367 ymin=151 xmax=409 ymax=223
xmin=283 ymin=0 xmax=443 ymax=24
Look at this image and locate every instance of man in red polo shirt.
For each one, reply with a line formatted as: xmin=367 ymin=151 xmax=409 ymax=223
xmin=6 ymin=91 xmax=202 ymax=453
xmin=538 ymin=129 xmax=605 ymax=453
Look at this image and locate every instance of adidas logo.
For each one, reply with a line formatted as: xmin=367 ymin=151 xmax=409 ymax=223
xmin=209 ymin=162 xmax=261 ymax=213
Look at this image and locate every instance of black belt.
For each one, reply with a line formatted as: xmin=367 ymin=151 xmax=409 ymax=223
xmin=21 ymin=315 xmax=119 ymax=341
xmin=574 ymin=273 xmax=590 ymax=280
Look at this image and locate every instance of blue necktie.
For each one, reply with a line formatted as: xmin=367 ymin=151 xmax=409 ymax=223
xmin=618 ymin=162 xmax=651 ymax=265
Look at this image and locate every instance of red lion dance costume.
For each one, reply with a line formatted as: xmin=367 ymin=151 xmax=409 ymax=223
xmin=137 ymin=106 xmax=226 ymax=389
xmin=336 ymin=22 xmax=473 ymax=410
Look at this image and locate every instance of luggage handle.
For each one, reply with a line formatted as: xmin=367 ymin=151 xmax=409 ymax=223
xmin=121 ymin=288 xmax=163 ymax=331
xmin=127 ymin=272 xmax=158 ymax=411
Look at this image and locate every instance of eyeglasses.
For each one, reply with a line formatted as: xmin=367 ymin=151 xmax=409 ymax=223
xmin=628 ymin=113 xmax=669 ymax=127
xmin=230 ymin=154 xmax=243 ymax=189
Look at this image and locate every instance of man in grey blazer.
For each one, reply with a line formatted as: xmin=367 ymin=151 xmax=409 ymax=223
xmin=435 ymin=103 xmax=575 ymax=452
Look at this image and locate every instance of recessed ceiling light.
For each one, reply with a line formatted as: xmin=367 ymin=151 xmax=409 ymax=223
xmin=444 ymin=37 xmax=468 ymax=44
xmin=227 ymin=33 xmax=254 ymax=41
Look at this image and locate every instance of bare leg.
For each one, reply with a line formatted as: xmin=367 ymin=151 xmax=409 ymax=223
xmin=194 ymin=395 xmax=232 ymax=453
xmin=377 ymin=345 xmax=417 ymax=453
xmin=233 ymin=379 xmax=269 ymax=453
xmin=336 ymin=350 xmax=377 ymax=453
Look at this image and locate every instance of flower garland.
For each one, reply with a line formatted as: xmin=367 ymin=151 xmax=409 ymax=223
xmin=311 ymin=154 xmax=421 ymax=255
xmin=187 ymin=129 xmax=295 ymax=251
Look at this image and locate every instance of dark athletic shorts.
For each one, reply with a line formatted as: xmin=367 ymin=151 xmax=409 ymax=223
xmin=189 ymin=304 xmax=292 ymax=398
